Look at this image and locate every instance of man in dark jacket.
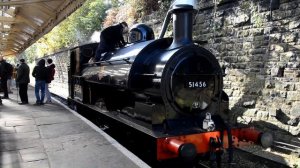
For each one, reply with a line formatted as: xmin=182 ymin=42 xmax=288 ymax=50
xmin=95 ymin=22 xmax=128 ymax=61
xmin=32 ymin=59 xmax=47 ymax=105
xmin=16 ymin=59 xmax=30 ymax=104
xmin=45 ymin=58 xmax=55 ymax=103
xmin=0 ymin=56 xmax=10 ymax=99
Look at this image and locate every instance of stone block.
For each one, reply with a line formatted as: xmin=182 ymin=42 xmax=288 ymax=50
xmin=242 ymin=29 xmax=249 ymax=37
xmin=254 ymin=35 xmax=266 ymax=41
xmin=282 ymin=33 xmax=298 ymax=43
xmin=285 ymin=10 xmax=295 ymax=18
xmin=256 ymin=110 xmax=269 ymax=120
xmin=249 ymin=48 xmax=266 ymax=55
xmin=253 ymin=40 xmax=269 ymax=48
xmin=250 ymin=62 xmax=264 ymax=68
xmin=237 ymin=116 xmax=253 ymax=125
xmin=224 ymin=56 xmax=238 ymax=63
xmin=243 ymin=36 xmax=254 ymax=42
xmin=224 ymin=89 xmax=233 ymax=96
xmin=289 ymin=20 xmax=300 ymax=29
xmin=270 ymin=44 xmax=287 ymax=52
xmin=252 ymin=54 xmax=264 ymax=61
xmin=287 ymin=91 xmax=300 ymax=101
xmin=228 ymin=76 xmax=237 ymax=81
xmin=243 ymin=109 xmax=257 ymax=117
xmin=242 ymin=42 xmax=252 ymax=50
xmin=250 ymin=28 xmax=264 ymax=36
xmin=286 ymin=62 xmax=300 ymax=68
xmin=233 ymin=13 xmax=250 ymax=26
xmin=267 ymin=107 xmax=279 ymax=117
xmin=277 ymin=122 xmax=290 ymax=131
xmin=295 ymin=83 xmax=300 ymax=90
xmin=280 ymin=51 xmax=296 ymax=62
xmin=289 ymin=125 xmax=300 ymax=136
xmin=280 ymin=1 xmax=298 ymax=10
xmin=223 ymin=81 xmax=231 ymax=89
xmin=242 ymin=100 xmax=256 ymax=108
xmin=268 ymin=51 xmax=280 ymax=61
xmin=290 ymin=103 xmax=300 ymax=117
xmin=270 ymin=35 xmax=282 ymax=45
xmin=232 ymin=90 xmax=241 ymax=97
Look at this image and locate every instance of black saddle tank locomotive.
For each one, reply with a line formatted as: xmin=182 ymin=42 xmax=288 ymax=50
xmin=68 ymin=0 xmax=272 ymax=165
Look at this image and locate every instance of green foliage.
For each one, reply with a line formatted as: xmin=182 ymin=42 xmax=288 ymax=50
xmin=110 ymin=0 xmax=124 ymax=7
xmin=22 ymin=0 xmax=108 ymax=63
xmin=125 ymin=0 xmax=159 ymax=18
xmin=21 ymin=0 xmax=167 ymax=63
xmin=20 ymin=44 xmax=38 ymax=63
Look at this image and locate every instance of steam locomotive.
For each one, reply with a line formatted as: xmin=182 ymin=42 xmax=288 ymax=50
xmin=65 ymin=0 xmax=273 ymax=166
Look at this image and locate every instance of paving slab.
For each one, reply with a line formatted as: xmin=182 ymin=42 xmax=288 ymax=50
xmin=0 ymin=139 xmax=43 ymax=152
xmin=47 ymin=144 xmax=141 ymax=168
xmin=0 ymin=126 xmax=15 ymax=133
xmin=5 ymin=119 xmax=36 ymax=127
xmin=0 ymin=131 xmax=41 ymax=142
xmin=21 ymin=152 xmax=48 ymax=162
xmin=35 ymin=113 xmax=80 ymax=125
xmin=1 ymin=160 xmax=50 ymax=168
xmin=0 ymin=151 xmax=22 ymax=165
xmin=0 ymin=87 xmax=150 ymax=168
xmin=15 ymin=125 xmax=38 ymax=133
xmin=38 ymin=120 xmax=95 ymax=139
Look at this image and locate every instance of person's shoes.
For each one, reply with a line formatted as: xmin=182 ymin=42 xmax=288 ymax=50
xmin=19 ymin=102 xmax=28 ymax=105
xmin=40 ymin=102 xmax=45 ymax=105
xmin=1 ymin=96 xmax=9 ymax=99
xmin=45 ymin=100 xmax=52 ymax=103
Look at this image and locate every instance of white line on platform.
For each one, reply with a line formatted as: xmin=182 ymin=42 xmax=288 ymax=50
xmin=52 ymin=97 xmax=151 ymax=168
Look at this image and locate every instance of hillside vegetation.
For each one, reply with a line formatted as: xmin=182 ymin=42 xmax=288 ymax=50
xmin=20 ymin=0 xmax=172 ymax=63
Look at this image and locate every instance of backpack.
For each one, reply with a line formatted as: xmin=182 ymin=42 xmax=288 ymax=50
xmin=7 ymin=63 xmax=13 ymax=77
xmin=50 ymin=68 xmax=55 ymax=81
xmin=46 ymin=66 xmax=55 ymax=83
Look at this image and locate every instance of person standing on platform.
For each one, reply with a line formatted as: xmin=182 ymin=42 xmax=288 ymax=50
xmin=16 ymin=59 xmax=30 ymax=105
xmin=6 ymin=62 xmax=13 ymax=94
xmin=94 ymin=22 xmax=128 ymax=62
xmin=32 ymin=59 xmax=47 ymax=105
xmin=0 ymin=56 xmax=10 ymax=99
xmin=45 ymin=58 xmax=55 ymax=103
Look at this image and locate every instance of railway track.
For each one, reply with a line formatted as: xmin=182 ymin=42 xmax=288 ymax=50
xmin=273 ymin=140 xmax=300 ymax=157
xmin=52 ymin=94 xmax=296 ymax=168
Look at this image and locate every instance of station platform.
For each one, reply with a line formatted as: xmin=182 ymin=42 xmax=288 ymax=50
xmin=0 ymin=87 xmax=150 ymax=168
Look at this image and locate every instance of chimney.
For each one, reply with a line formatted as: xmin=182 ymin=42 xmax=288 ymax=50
xmin=158 ymin=0 xmax=198 ymax=49
xmin=169 ymin=5 xmax=194 ymax=49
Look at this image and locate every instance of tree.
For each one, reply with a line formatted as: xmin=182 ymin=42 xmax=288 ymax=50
xmin=22 ymin=0 xmax=108 ymax=62
xmin=125 ymin=0 xmax=159 ymax=17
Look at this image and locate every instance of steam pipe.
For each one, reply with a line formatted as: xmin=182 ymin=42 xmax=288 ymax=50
xmin=159 ymin=0 xmax=198 ymax=39
xmin=158 ymin=9 xmax=173 ymax=39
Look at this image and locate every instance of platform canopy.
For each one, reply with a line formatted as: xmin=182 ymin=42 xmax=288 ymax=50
xmin=0 ymin=0 xmax=86 ymax=57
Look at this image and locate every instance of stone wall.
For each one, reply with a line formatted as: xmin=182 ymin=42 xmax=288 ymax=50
xmin=143 ymin=0 xmax=299 ymax=141
xmin=194 ymin=0 xmax=300 ymax=140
